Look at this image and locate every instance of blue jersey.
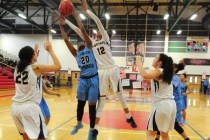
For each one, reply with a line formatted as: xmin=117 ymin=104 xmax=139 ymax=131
xmin=77 ymin=47 xmax=98 ymax=77
xmin=180 ymin=82 xmax=187 ymax=95
xmin=172 ymin=75 xmax=182 ymax=101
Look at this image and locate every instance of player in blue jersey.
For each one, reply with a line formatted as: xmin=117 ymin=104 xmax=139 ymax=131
xmin=179 ymin=73 xmax=192 ymax=122
xmin=40 ymin=80 xmax=61 ymax=125
xmin=59 ymin=9 xmax=99 ymax=139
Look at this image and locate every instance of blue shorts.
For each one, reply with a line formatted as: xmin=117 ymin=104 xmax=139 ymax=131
xmin=39 ymin=97 xmax=51 ymax=119
xmin=182 ymin=96 xmax=187 ymax=110
xmin=175 ymin=99 xmax=183 ymax=123
xmin=77 ymin=75 xmax=99 ymax=103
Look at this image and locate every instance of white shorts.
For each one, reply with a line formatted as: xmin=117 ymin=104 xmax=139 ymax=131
xmin=147 ymin=99 xmax=176 ymax=132
xmin=11 ymin=103 xmax=48 ymax=139
xmin=98 ymin=66 xmax=123 ymax=96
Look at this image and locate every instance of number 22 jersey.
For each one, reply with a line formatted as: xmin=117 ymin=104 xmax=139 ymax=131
xmin=12 ymin=65 xmax=42 ymax=104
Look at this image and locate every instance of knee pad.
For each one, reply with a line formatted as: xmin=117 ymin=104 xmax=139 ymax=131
xmin=77 ymin=100 xmax=86 ymax=121
xmin=116 ymin=92 xmax=128 ymax=108
xmin=96 ymin=97 xmax=106 ymax=118
xmin=89 ymin=105 xmax=96 ymax=128
xmin=174 ymin=122 xmax=184 ymax=134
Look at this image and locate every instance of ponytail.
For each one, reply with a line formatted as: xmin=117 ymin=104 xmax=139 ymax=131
xmin=174 ymin=63 xmax=185 ymax=74
xmin=17 ymin=46 xmax=34 ymax=73
xmin=159 ymin=53 xmax=174 ymax=84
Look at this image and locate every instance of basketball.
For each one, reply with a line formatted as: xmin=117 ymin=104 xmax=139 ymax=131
xmin=59 ymin=0 xmax=73 ymax=16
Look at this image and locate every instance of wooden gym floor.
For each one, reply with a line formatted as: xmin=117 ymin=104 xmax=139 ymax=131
xmin=0 ymin=87 xmax=210 ymax=140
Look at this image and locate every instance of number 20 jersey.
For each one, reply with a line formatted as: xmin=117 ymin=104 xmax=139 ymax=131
xmin=77 ymin=47 xmax=98 ymax=77
xmin=92 ymin=39 xmax=115 ymax=69
xmin=12 ymin=65 xmax=43 ymax=104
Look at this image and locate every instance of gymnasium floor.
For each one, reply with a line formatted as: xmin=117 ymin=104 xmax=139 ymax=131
xmin=0 ymin=87 xmax=210 ymax=140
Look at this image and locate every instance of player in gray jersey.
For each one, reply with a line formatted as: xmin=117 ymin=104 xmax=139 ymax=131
xmin=136 ymin=54 xmax=176 ymax=140
xmin=11 ymin=41 xmax=61 ymax=140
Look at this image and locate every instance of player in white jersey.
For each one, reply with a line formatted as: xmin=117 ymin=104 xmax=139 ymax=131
xmin=136 ymin=54 xmax=176 ymax=140
xmin=70 ymin=0 xmax=136 ymax=139
xmin=11 ymin=41 xmax=61 ymax=140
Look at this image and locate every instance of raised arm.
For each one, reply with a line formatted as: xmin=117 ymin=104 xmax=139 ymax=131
xmin=65 ymin=19 xmax=84 ymax=41
xmin=71 ymin=10 xmax=92 ymax=49
xmin=135 ymin=56 xmax=161 ymax=79
xmin=43 ymin=80 xmax=61 ymax=97
xmin=81 ymin=0 xmax=109 ymax=41
xmin=33 ymin=41 xmax=61 ymax=74
xmin=58 ymin=18 xmax=77 ymax=57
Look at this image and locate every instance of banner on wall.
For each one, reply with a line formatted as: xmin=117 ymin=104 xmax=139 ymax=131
xmin=120 ymin=73 xmax=126 ymax=79
xmin=122 ymin=79 xmax=130 ymax=86
xmin=183 ymin=58 xmax=210 ymax=65
xmin=132 ymin=82 xmax=141 ymax=88
xmin=186 ymin=36 xmax=208 ymax=53
xmin=126 ymin=43 xmax=145 ymax=67
xmin=129 ymin=74 xmax=137 ymax=80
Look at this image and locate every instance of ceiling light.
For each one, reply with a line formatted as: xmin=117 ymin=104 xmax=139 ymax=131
xmin=156 ymin=30 xmax=161 ymax=34
xmin=105 ymin=13 xmax=110 ymax=20
xmin=79 ymin=14 xmax=86 ymax=20
xmin=93 ymin=29 xmax=97 ymax=34
xmin=190 ymin=14 xmax=197 ymax=20
xmin=164 ymin=13 xmax=169 ymax=20
xmin=112 ymin=29 xmax=116 ymax=34
xmin=177 ymin=30 xmax=182 ymax=34
xmin=51 ymin=29 xmax=56 ymax=34
xmin=18 ymin=13 xmax=26 ymax=19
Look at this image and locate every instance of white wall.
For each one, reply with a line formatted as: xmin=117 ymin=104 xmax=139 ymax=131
xmin=0 ymin=34 xmax=49 ymax=64
xmin=0 ymin=34 xmax=209 ymax=74
xmin=49 ymin=38 xmax=79 ymax=71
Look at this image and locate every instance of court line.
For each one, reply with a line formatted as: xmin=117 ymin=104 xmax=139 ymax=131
xmin=48 ymin=116 xmax=76 ymax=134
xmin=186 ymin=122 xmax=206 ymax=140
xmin=51 ymin=127 xmax=202 ymax=139
xmin=0 ymin=109 xmax=10 ymax=113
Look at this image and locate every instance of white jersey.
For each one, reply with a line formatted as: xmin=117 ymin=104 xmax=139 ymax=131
xmin=92 ymin=39 xmax=115 ymax=69
xmin=12 ymin=65 xmax=42 ymax=104
xmin=151 ymin=79 xmax=174 ymax=103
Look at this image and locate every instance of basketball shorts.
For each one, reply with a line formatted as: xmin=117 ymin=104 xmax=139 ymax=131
xmin=182 ymin=96 xmax=187 ymax=110
xmin=77 ymin=75 xmax=99 ymax=103
xmin=175 ymin=99 xmax=183 ymax=123
xmin=11 ymin=102 xmax=47 ymax=139
xmin=39 ymin=97 xmax=51 ymax=118
xmin=98 ymin=66 xmax=123 ymax=96
xmin=147 ymin=99 xmax=176 ymax=132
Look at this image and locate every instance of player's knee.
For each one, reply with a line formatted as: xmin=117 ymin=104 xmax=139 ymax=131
xmin=116 ymin=92 xmax=128 ymax=108
xmin=96 ymin=97 xmax=106 ymax=118
xmin=175 ymin=122 xmax=184 ymax=134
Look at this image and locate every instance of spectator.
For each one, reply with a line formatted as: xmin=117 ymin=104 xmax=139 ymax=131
xmin=203 ymin=78 xmax=209 ymax=94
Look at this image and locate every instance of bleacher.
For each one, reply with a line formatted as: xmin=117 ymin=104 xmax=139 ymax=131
xmin=0 ymin=49 xmax=17 ymax=90
xmin=0 ymin=64 xmax=15 ymax=89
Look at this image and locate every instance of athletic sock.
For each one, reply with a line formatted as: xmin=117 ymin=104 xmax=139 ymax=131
xmin=126 ymin=112 xmax=131 ymax=119
xmin=94 ymin=124 xmax=99 ymax=130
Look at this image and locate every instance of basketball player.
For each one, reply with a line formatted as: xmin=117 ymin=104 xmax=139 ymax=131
xmin=136 ymin=54 xmax=176 ymax=140
xmin=58 ymin=11 xmax=99 ymax=137
xmin=67 ymin=1 xmax=136 ymax=139
xmin=40 ymin=80 xmax=61 ymax=125
xmin=11 ymin=41 xmax=61 ymax=140
xmin=180 ymin=73 xmax=192 ymax=122
xmin=155 ymin=63 xmax=190 ymax=140
xmin=172 ymin=63 xmax=190 ymax=139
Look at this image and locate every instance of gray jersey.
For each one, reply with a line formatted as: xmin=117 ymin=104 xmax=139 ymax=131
xmin=151 ymin=79 xmax=174 ymax=103
xmin=12 ymin=65 xmax=42 ymax=104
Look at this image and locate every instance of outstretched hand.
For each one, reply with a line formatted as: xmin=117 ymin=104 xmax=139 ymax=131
xmin=58 ymin=16 xmax=65 ymax=25
xmin=135 ymin=56 xmax=143 ymax=67
xmin=44 ymin=40 xmax=53 ymax=52
xmin=34 ymin=44 xmax=39 ymax=57
xmin=81 ymin=0 xmax=88 ymax=11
